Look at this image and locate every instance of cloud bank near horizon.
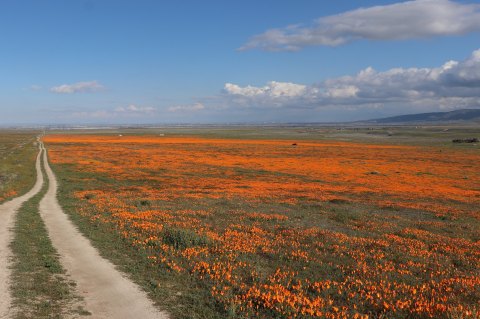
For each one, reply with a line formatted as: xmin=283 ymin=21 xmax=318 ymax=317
xmin=240 ymin=0 xmax=480 ymax=51
xmin=53 ymin=49 xmax=480 ymax=123
xmin=220 ymin=48 xmax=480 ymax=112
xmin=50 ymin=81 xmax=104 ymax=94
xmin=168 ymin=102 xmax=205 ymax=112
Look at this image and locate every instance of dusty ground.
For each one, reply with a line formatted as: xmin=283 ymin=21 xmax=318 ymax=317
xmin=39 ymin=143 xmax=168 ymax=319
xmin=1 ymin=139 xmax=168 ymax=318
xmin=0 ymin=140 xmax=43 ymax=318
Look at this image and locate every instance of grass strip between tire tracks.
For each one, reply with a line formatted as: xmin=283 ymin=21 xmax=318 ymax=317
xmin=10 ymin=151 xmax=89 ymax=318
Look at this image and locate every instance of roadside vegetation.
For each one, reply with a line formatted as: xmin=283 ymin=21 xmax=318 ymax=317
xmin=0 ymin=131 xmax=39 ymax=203
xmin=44 ymin=130 xmax=480 ymax=319
xmin=10 ymin=153 xmax=88 ymax=318
xmin=11 ymin=154 xmax=88 ymax=319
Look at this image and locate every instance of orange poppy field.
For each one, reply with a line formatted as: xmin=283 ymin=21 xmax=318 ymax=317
xmin=43 ymin=134 xmax=480 ymax=319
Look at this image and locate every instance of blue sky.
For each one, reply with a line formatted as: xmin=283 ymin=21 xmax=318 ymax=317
xmin=1 ymin=0 xmax=480 ymax=124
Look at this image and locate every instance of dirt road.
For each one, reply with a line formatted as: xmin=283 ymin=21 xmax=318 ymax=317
xmin=0 ymin=140 xmax=43 ymax=318
xmin=39 ymin=143 xmax=168 ymax=318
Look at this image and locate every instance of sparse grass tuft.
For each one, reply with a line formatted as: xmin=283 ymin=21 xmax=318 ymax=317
xmin=162 ymin=227 xmax=211 ymax=250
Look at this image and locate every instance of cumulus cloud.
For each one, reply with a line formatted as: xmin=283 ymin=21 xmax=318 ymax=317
xmin=240 ymin=0 xmax=480 ymax=51
xmin=168 ymin=102 xmax=205 ymax=112
xmin=222 ymin=49 xmax=480 ymax=112
xmin=225 ymin=81 xmax=306 ymax=97
xmin=50 ymin=81 xmax=104 ymax=94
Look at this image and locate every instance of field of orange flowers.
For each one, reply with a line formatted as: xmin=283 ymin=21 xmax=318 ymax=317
xmin=44 ymin=134 xmax=480 ymax=318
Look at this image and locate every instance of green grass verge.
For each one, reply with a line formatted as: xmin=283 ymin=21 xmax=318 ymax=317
xmin=0 ymin=131 xmax=39 ymax=203
xmin=55 ymin=168 xmax=228 ymax=319
xmin=10 ymin=154 xmax=89 ymax=318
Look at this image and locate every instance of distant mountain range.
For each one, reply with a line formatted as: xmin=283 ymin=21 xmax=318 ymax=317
xmin=364 ymin=109 xmax=480 ymax=124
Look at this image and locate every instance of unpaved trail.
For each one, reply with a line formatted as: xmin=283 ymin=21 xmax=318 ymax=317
xmin=0 ymin=139 xmax=44 ymax=318
xmin=39 ymin=143 xmax=168 ymax=319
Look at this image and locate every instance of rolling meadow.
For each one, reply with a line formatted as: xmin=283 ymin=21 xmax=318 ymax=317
xmin=3 ymin=2 xmax=480 ymax=318
xmin=42 ymin=129 xmax=480 ymax=319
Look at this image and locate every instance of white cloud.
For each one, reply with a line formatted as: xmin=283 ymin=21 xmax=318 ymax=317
xmin=168 ymin=102 xmax=205 ymax=112
xmin=221 ymin=49 xmax=480 ymax=112
xmin=224 ymin=83 xmax=266 ymax=97
xmin=326 ymin=85 xmax=359 ymax=98
xmin=115 ymin=104 xmax=156 ymax=114
xmin=225 ymin=81 xmax=307 ymax=98
xmin=240 ymin=0 xmax=480 ymax=51
xmin=50 ymin=81 xmax=104 ymax=94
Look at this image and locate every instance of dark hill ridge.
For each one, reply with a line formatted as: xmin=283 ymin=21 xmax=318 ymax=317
xmin=366 ymin=109 xmax=480 ymax=124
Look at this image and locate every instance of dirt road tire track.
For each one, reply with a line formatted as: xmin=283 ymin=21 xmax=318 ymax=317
xmin=39 ymin=143 xmax=169 ymax=318
xmin=0 ymin=139 xmax=44 ymax=318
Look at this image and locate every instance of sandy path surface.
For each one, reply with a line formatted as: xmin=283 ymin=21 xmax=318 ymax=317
xmin=39 ymin=144 xmax=168 ymax=319
xmin=0 ymin=140 xmax=44 ymax=318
